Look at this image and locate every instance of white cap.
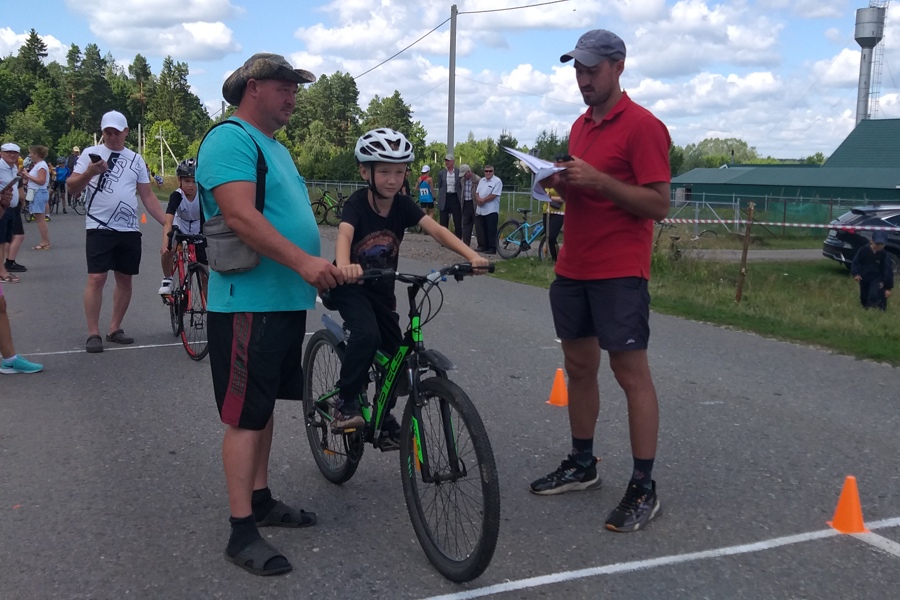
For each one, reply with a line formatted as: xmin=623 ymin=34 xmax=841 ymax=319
xmin=73 ymin=146 xmax=80 ymax=152
xmin=421 ymin=165 xmax=430 ymax=173
xmin=100 ymin=110 xmax=128 ymax=131
xmin=1 ymin=143 xmax=20 ymax=152
xmin=445 ymin=154 xmax=454 ymax=161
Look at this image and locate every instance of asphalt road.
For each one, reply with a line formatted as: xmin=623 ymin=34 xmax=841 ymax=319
xmin=2 ymin=211 xmax=899 ymax=600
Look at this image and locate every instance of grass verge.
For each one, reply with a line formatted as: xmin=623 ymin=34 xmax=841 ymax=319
xmin=491 ymin=254 xmax=900 ymax=365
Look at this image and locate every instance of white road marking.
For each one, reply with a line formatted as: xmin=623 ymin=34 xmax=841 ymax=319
xmin=420 ymin=517 xmax=900 ymax=600
xmin=853 ymin=532 xmax=900 ymax=558
xmin=26 ymin=331 xmax=315 ymax=357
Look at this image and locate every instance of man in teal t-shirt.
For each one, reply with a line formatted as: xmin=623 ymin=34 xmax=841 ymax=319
xmin=197 ymin=53 xmax=344 ymax=578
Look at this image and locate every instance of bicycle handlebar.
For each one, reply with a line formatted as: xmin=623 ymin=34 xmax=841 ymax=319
xmin=357 ymin=262 xmax=495 ymax=285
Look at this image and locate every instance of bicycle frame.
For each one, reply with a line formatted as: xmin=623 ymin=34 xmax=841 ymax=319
xmin=315 ymin=276 xmax=460 ymax=481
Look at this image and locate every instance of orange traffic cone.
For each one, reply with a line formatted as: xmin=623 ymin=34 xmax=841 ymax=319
xmin=140 ymin=213 xmax=147 ymax=224
xmin=546 ymin=368 xmax=568 ymax=407
xmin=828 ymin=475 xmax=868 ymax=534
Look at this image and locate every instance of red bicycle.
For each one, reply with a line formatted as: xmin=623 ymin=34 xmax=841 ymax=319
xmin=163 ymin=230 xmax=209 ymax=360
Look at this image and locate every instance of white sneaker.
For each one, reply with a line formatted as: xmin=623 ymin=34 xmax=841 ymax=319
xmin=158 ymin=278 xmax=173 ymax=295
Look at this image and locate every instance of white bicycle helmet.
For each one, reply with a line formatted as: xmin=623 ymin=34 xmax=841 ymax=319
xmin=355 ymin=128 xmax=415 ymax=164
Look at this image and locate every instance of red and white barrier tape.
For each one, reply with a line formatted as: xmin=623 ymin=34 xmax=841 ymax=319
xmin=661 ymin=218 xmax=900 ymax=232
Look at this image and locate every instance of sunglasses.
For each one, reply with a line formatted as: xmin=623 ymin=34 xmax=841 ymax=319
xmin=484 ymin=169 xmax=493 ymax=172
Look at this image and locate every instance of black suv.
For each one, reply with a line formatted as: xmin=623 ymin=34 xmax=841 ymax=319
xmin=822 ymin=205 xmax=900 ymax=274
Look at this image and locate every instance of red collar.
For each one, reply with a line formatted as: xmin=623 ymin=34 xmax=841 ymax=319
xmin=579 ymin=91 xmax=632 ymax=126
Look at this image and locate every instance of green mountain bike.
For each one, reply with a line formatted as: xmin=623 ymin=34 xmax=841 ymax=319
xmin=311 ymin=187 xmax=346 ymax=226
xmin=302 ymin=263 xmax=500 ymax=582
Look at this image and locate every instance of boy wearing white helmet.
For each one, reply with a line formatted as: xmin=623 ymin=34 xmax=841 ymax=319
xmin=327 ymin=128 xmax=489 ymax=445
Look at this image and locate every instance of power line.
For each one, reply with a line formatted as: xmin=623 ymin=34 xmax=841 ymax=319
xmin=353 ymin=17 xmax=451 ymax=80
xmin=459 ymin=0 xmax=571 ymax=15
xmin=455 ymin=74 xmax=584 ymax=107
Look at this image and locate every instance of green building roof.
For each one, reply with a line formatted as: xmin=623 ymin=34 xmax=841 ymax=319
xmin=824 ymin=118 xmax=900 ymax=168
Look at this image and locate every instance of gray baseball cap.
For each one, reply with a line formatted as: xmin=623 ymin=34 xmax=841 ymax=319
xmin=560 ymin=29 xmax=626 ymax=66
xmin=222 ymin=53 xmax=315 ymax=106
xmin=872 ymin=230 xmax=888 ymax=244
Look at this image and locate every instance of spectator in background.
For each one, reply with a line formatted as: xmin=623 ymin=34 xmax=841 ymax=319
xmin=437 ymin=154 xmax=462 ymax=238
xmin=458 ymin=164 xmax=480 ymax=248
xmin=474 ymin=165 xmax=502 ymax=255
xmin=400 ymin=165 xmax=412 ymax=197
xmin=542 ymin=187 xmax=565 ymax=262
xmin=1 ymin=144 xmax=26 ymax=275
xmin=20 ymin=145 xmax=51 ymax=250
xmin=852 ymin=230 xmax=894 ymax=311
xmin=66 ymin=146 xmax=80 ymax=174
xmin=54 ymin=156 xmax=70 ymax=214
xmin=417 ymin=165 xmax=435 ymax=220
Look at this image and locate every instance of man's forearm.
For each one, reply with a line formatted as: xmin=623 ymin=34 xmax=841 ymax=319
xmin=66 ymin=172 xmax=90 ymax=197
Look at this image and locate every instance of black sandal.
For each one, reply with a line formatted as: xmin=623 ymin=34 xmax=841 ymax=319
xmin=224 ymin=538 xmax=292 ymax=576
xmin=256 ymin=500 xmax=317 ymax=528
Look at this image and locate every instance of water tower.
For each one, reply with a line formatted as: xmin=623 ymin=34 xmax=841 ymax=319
xmin=855 ymin=6 xmax=887 ymax=125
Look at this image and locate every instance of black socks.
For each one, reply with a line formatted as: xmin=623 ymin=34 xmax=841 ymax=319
xmin=571 ymin=437 xmax=594 ymax=466
xmin=251 ymin=487 xmax=278 ymax=521
xmin=631 ymin=457 xmax=655 ymax=489
xmin=227 ymin=514 xmax=260 ymax=557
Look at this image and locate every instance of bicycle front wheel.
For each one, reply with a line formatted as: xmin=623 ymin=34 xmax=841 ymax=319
xmin=496 ymin=220 xmax=523 ymax=259
xmin=180 ymin=264 xmax=209 ymax=360
xmin=302 ymin=330 xmax=364 ymax=484
xmin=400 ymin=377 xmax=500 ymax=582
xmin=323 ymin=205 xmax=342 ymax=227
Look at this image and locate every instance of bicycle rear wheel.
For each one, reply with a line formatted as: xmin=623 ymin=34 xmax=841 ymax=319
xmin=311 ymin=201 xmax=328 ymax=224
xmin=496 ymin=220 xmax=523 ymax=259
xmin=180 ymin=264 xmax=209 ymax=360
xmin=302 ymin=330 xmax=364 ymax=484
xmin=400 ymin=377 xmax=500 ymax=582
xmin=323 ymin=205 xmax=342 ymax=227
xmin=22 ymin=202 xmax=32 ymax=223
xmin=71 ymin=192 xmax=86 ymax=215
xmin=169 ymin=294 xmax=182 ymax=336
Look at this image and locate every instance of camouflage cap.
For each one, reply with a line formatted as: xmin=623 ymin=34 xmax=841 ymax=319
xmin=222 ymin=53 xmax=315 ymax=106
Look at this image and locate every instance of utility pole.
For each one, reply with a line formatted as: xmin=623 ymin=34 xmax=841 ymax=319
xmin=447 ymin=4 xmax=458 ymax=157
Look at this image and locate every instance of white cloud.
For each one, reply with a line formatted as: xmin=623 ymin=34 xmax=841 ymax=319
xmin=811 ymin=48 xmax=860 ymax=88
xmin=0 ymin=28 xmax=68 ymax=65
xmin=63 ymin=0 xmax=241 ymax=60
xmin=759 ymin=0 xmax=845 ymax=20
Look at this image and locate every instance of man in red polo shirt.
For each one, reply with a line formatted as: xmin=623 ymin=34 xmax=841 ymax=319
xmin=528 ymin=29 xmax=671 ymax=533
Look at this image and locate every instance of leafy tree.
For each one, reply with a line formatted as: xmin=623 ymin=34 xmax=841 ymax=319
xmin=76 ymin=44 xmax=115 ymax=132
xmin=289 ymin=72 xmax=361 ymax=148
xmin=803 ymin=152 xmax=826 ymax=165
xmin=669 ymin=144 xmax=685 ymax=177
xmin=16 ymin=29 xmax=49 ymax=78
xmin=128 ymin=54 xmax=154 ymax=123
xmin=56 ymin=129 xmax=92 ymax=158
xmin=4 ymin=111 xmax=51 ymax=148
xmin=487 ymin=131 xmax=526 ymax=188
xmin=148 ymin=56 xmax=209 ymax=139
xmin=144 ymin=119 xmax=188 ymax=174
xmin=682 ymin=137 xmax=759 ymax=172
xmin=533 ymin=129 xmax=569 ymax=161
xmin=0 ymin=68 xmax=31 ymax=130
xmin=29 ymin=80 xmax=69 ymax=143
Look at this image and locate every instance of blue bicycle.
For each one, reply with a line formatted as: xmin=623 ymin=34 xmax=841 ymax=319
xmin=496 ymin=208 xmax=544 ymax=259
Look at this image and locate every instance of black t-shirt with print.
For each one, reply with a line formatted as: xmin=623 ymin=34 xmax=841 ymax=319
xmin=341 ymin=187 xmax=425 ymax=299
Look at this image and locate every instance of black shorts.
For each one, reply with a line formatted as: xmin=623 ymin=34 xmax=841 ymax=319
xmin=549 ymin=275 xmax=650 ymax=352
xmin=85 ymin=230 xmax=143 ymax=275
xmin=10 ymin=205 xmax=24 ymax=236
xmin=419 ymin=201 xmax=435 ymax=208
xmin=0 ymin=209 xmax=12 ymax=244
xmin=208 ymin=311 xmax=307 ymax=430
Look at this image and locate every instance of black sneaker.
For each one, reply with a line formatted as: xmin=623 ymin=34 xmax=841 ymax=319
xmin=5 ymin=261 xmax=26 ymax=273
xmin=332 ymin=397 xmax=365 ymax=430
xmin=529 ymin=455 xmax=601 ymax=495
xmin=376 ymin=413 xmax=401 ymax=451
xmin=605 ymin=480 xmax=660 ymax=532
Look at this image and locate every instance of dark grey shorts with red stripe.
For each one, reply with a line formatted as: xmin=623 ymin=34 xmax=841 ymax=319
xmin=208 ymin=311 xmax=307 ymax=430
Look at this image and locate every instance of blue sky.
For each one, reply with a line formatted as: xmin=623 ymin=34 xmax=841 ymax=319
xmin=3 ymin=0 xmax=899 ymax=158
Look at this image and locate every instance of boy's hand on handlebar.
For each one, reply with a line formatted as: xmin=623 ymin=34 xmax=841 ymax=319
xmin=469 ymin=256 xmax=490 ymax=272
xmin=339 ymin=263 xmax=363 ymax=284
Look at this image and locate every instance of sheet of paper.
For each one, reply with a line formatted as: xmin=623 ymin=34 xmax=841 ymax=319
xmin=502 ymin=146 xmax=565 ymax=202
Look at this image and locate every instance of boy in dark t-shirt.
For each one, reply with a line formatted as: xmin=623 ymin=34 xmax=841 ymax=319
xmin=328 ymin=128 xmax=488 ymax=447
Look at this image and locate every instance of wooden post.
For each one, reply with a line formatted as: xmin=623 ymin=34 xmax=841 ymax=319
xmin=735 ymin=202 xmax=755 ymax=303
